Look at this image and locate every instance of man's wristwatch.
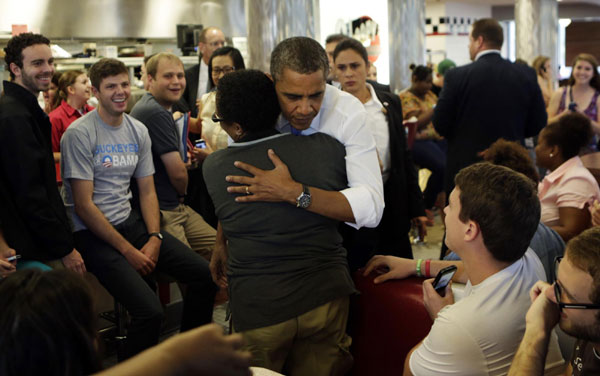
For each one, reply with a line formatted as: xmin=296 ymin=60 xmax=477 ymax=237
xmin=148 ymin=232 xmax=164 ymax=241
xmin=295 ymin=184 xmax=311 ymax=209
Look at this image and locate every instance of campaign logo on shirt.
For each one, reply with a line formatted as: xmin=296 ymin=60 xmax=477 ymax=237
xmin=95 ymin=143 xmax=140 ymax=168
xmin=102 ymin=155 xmax=113 ymax=168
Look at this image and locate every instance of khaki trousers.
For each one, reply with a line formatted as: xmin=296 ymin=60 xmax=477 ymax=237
xmin=237 ymin=296 xmax=353 ymax=376
xmin=160 ymin=204 xmax=216 ymax=261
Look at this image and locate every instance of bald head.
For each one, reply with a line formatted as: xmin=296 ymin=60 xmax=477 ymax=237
xmin=198 ymin=27 xmax=225 ymax=64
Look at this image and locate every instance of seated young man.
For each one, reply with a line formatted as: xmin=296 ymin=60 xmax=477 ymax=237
xmin=60 ymin=58 xmax=217 ymax=359
xmin=365 ymin=163 xmax=564 ymax=375
xmin=203 ymin=69 xmax=356 ymax=375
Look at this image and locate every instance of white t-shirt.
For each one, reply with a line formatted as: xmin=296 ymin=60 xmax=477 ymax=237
xmin=276 ymin=84 xmax=384 ymax=229
xmin=410 ymin=248 xmax=565 ymax=376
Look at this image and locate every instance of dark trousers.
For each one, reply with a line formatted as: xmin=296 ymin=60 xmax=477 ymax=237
xmin=74 ymin=210 xmax=217 ymax=358
xmin=412 ymin=139 xmax=447 ymax=208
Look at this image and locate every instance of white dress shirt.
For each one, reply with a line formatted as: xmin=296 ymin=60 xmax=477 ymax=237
xmin=197 ymin=59 xmax=210 ymax=100
xmin=474 ymin=49 xmax=501 ymax=61
xmin=276 ymin=85 xmax=385 ymax=229
xmin=363 ymin=83 xmax=391 ymax=182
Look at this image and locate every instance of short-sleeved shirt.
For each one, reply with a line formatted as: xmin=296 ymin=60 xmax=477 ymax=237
xmin=398 ymin=89 xmax=439 ymax=139
xmin=130 ymin=93 xmax=180 ymax=210
xmin=61 ymin=110 xmax=154 ymax=231
xmin=538 ymin=156 xmax=600 ymax=226
xmin=571 ymin=340 xmax=600 ymax=375
xmin=409 ymin=249 xmax=565 ymax=375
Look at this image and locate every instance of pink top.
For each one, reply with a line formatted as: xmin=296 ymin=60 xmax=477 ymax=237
xmin=538 ymin=156 xmax=600 ymax=226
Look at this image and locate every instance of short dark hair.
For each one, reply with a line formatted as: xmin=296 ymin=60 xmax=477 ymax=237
xmin=4 ymin=33 xmax=51 ymax=80
xmin=471 ymin=18 xmax=504 ymax=49
xmin=455 ymin=163 xmax=540 ymax=263
xmin=208 ymin=46 xmax=246 ymax=88
xmin=409 ymin=64 xmax=433 ymax=82
xmin=0 ymin=269 xmax=100 ymax=376
xmin=483 ymin=139 xmax=540 ymax=183
xmin=270 ymin=37 xmax=329 ymax=82
xmin=326 ymin=34 xmax=347 ymax=45
xmin=89 ymin=58 xmax=129 ymax=90
xmin=544 ymin=112 xmax=593 ymax=160
xmin=567 ymin=227 xmax=600 ymax=307
xmin=216 ymin=69 xmax=281 ymax=133
xmin=333 ymin=38 xmax=368 ymax=65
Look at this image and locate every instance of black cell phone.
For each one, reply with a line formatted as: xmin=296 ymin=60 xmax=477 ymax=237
xmin=195 ymin=139 xmax=207 ymax=149
xmin=432 ymin=265 xmax=457 ymax=297
xmin=568 ymin=102 xmax=578 ymax=112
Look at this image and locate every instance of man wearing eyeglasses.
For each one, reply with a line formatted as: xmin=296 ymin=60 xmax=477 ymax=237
xmin=178 ymin=26 xmax=226 ymax=117
xmin=131 ymin=53 xmax=216 ymax=261
xmin=509 ymin=227 xmax=600 ymax=375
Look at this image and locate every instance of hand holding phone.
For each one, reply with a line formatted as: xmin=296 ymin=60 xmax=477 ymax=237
xmin=6 ymin=254 xmax=21 ymax=262
xmin=195 ymin=139 xmax=207 ymax=149
xmin=432 ymin=265 xmax=457 ymax=297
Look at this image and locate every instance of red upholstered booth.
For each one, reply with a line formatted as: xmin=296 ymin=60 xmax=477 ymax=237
xmin=350 ymin=272 xmax=434 ymax=376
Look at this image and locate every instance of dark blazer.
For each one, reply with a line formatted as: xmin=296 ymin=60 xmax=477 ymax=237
xmin=0 ymin=81 xmax=74 ymax=260
xmin=368 ymin=80 xmax=391 ymax=93
xmin=374 ymin=90 xmax=425 ymax=240
xmin=433 ymin=52 xmax=547 ymax=194
xmin=175 ymin=62 xmax=203 ymax=117
xmin=341 ymin=88 xmax=425 ymax=268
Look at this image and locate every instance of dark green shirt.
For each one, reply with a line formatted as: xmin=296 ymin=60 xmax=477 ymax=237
xmin=203 ymin=132 xmax=356 ymax=331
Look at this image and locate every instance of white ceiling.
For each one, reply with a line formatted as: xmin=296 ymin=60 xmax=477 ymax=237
xmin=426 ymin=0 xmax=600 ymax=6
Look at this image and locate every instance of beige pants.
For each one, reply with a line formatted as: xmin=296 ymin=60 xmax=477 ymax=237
xmin=238 ymin=296 xmax=353 ymax=376
xmin=160 ymin=204 xmax=216 ymax=261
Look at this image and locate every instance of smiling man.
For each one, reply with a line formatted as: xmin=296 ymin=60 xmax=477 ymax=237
xmin=0 ymin=32 xmax=85 ymax=274
xmin=61 ymin=58 xmax=217 ymax=358
xmin=224 ymin=37 xmax=384 ymax=231
xmin=131 ymin=53 xmax=216 ymax=260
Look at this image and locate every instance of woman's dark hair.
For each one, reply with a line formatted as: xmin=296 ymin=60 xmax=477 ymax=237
xmin=208 ymin=46 xmax=246 ymax=88
xmin=409 ymin=64 xmax=433 ymax=82
xmin=544 ymin=112 xmax=593 ymax=160
xmin=332 ymin=38 xmax=369 ymax=65
xmin=568 ymin=53 xmax=600 ymax=92
xmin=48 ymin=71 xmax=63 ymax=112
xmin=216 ymin=69 xmax=281 ymax=133
xmin=483 ymin=139 xmax=540 ymax=183
xmin=0 ymin=269 xmax=101 ymax=376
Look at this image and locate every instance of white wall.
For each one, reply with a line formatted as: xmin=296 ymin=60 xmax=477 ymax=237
xmin=320 ymin=0 xmax=390 ymax=84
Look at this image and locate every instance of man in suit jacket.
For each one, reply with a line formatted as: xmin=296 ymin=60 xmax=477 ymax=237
xmin=177 ymin=27 xmax=225 ymax=117
xmin=433 ymin=18 xmax=546 ymax=196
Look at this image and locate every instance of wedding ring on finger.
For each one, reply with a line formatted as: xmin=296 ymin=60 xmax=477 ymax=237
xmin=245 ymin=186 xmax=250 ymax=195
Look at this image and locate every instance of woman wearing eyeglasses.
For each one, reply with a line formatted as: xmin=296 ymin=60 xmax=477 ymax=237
xmin=195 ymin=47 xmax=245 ymax=151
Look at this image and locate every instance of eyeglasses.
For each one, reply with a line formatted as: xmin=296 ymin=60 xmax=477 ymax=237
xmin=212 ymin=66 xmax=235 ymax=76
xmin=212 ymin=112 xmax=225 ymax=123
xmin=553 ymin=256 xmax=600 ymax=311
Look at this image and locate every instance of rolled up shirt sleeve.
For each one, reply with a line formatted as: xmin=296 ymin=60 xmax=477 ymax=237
xmin=337 ymin=103 xmax=385 ymax=229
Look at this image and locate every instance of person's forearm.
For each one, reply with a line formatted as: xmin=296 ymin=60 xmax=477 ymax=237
xmin=75 ymin=201 xmax=136 ymax=255
xmin=95 ymin=338 xmax=181 ymax=376
xmin=139 ymin=188 xmax=161 ymax=234
xmin=416 ymin=109 xmax=434 ymax=130
xmin=166 ymin=170 xmax=188 ymax=197
xmin=308 ymin=187 xmax=355 ymax=223
xmin=53 ymin=152 xmax=61 ymax=163
xmin=404 ymin=258 xmax=468 ymax=284
xmin=508 ymin=326 xmax=551 ymax=376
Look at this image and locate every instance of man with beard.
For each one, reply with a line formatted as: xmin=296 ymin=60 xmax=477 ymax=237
xmin=509 ymin=227 xmax=600 ymax=375
xmin=0 ymin=33 xmax=85 ymax=273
